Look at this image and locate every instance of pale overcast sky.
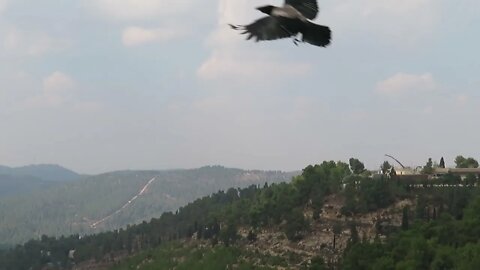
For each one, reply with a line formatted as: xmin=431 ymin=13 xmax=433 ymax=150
xmin=1 ymin=0 xmax=479 ymax=174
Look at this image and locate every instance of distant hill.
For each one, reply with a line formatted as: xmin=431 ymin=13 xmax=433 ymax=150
xmin=1 ymin=160 xmax=478 ymax=270
xmin=0 ymin=174 xmax=53 ymax=197
xmin=0 ymin=164 xmax=82 ymax=199
xmin=0 ymin=166 xmax=296 ymax=245
xmin=0 ymin=164 xmax=81 ymax=182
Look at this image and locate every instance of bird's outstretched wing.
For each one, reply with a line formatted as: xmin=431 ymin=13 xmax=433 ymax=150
xmin=285 ymin=0 xmax=319 ymax=20
xmin=230 ymin=17 xmax=296 ymax=41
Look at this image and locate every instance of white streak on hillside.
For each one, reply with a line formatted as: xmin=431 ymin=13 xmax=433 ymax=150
xmin=90 ymin=177 xmax=157 ymax=228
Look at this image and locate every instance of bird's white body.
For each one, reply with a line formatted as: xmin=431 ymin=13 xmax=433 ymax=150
xmin=272 ymin=5 xmax=308 ymax=22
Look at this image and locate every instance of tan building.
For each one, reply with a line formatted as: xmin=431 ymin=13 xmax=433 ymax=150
xmin=395 ymin=167 xmax=417 ymax=176
xmin=434 ymin=167 xmax=480 ymax=178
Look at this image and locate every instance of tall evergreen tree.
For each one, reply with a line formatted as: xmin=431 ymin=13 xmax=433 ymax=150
xmin=439 ymin=157 xmax=446 ymax=168
xmin=402 ymin=206 xmax=409 ymax=230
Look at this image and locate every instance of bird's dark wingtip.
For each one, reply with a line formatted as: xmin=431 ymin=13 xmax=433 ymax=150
xmin=229 ymin=24 xmax=244 ymax=30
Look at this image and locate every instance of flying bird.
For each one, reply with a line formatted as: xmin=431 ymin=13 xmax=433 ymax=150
xmin=229 ymin=0 xmax=331 ymax=47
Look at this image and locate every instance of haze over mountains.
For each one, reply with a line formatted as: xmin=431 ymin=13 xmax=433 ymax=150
xmin=0 ymin=164 xmax=82 ymax=198
xmin=0 ymin=164 xmax=81 ymax=182
xmin=0 ymin=165 xmax=296 ymax=245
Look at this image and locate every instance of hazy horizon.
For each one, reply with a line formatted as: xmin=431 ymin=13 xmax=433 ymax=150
xmin=1 ymin=0 xmax=479 ymax=174
xmin=0 ymin=154 xmax=467 ymax=175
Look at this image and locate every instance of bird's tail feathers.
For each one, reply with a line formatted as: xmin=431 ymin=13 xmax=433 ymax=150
xmin=302 ymin=23 xmax=331 ymax=47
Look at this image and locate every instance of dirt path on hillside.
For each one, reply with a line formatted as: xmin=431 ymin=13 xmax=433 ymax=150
xmin=90 ymin=177 xmax=157 ymax=228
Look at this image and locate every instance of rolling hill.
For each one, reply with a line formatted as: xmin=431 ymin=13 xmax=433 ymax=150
xmin=0 ymin=164 xmax=81 ymax=182
xmin=0 ymin=164 xmax=82 ymax=199
xmin=0 ymin=174 xmax=52 ymax=197
xmin=0 ymin=166 xmax=296 ymax=245
xmin=0 ymin=160 xmax=479 ymax=270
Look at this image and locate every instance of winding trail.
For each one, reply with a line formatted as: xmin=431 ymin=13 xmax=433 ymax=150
xmin=90 ymin=177 xmax=157 ymax=228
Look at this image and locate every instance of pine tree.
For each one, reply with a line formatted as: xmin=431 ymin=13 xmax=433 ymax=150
xmin=402 ymin=206 xmax=409 ymax=230
xmin=332 ymin=222 xmax=342 ymax=250
xmin=440 ymin=157 xmax=445 ymax=168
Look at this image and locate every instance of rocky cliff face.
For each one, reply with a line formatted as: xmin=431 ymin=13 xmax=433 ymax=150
xmin=237 ymin=194 xmax=415 ymax=268
xmin=70 ymin=194 xmax=415 ymax=270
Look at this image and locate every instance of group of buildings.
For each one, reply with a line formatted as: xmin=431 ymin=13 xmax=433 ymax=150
xmin=383 ymin=157 xmax=480 ymax=181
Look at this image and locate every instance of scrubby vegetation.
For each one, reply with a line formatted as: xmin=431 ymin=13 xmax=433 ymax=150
xmin=111 ymin=242 xmax=285 ymax=270
xmin=0 ymin=166 xmax=292 ymax=245
xmin=342 ymin=194 xmax=480 ymax=270
xmin=0 ymin=158 xmax=478 ymax=269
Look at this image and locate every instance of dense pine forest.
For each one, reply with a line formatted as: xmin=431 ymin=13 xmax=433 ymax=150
xmin=0 ymin=158 xmax=479 ymax=269
xmin=0 ymin=166 xmax=293 ymax=245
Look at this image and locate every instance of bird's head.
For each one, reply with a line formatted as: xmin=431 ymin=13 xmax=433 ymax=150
xmin=256 ymin=5 xmax=274 ymax=15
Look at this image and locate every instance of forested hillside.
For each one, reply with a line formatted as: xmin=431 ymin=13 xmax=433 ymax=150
xmin=342 ymin=193 xmax=480 ymax=269
xmin=0 ymin=174 xmax=53 ymax=197
xmin=0 ymin=164 xmax=82 ymax=199
xmin=0 ymin=166 xmax=294 ymax=245
xmin=0 ymin=164 xmax=81 ymax=183
xmin=0 ymin=160 xmax=478 ymax=269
